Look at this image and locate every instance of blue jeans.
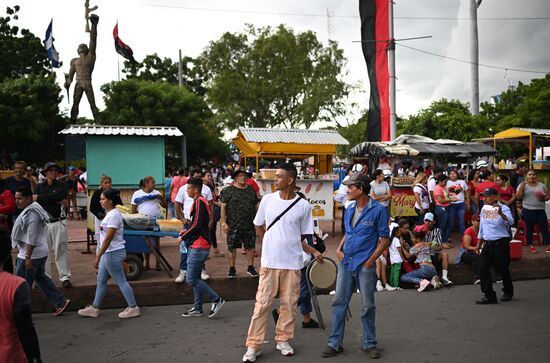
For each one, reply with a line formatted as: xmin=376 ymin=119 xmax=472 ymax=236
xmin=435 ymin=205 xmax=449 ymax=242
xmin=522 ymin=208 xmax=550 ymax=246
xmin=328 ymin=263 xmax=377 ymax=350
xmin=16 ymin=256 xmax=66 ymax=308
xmin=297 ymin=266 xmax=312 ymax=315
xmin=447 ymin=202 xmax=466 ymax=238
xmin=400 ymin=264 xmax=437 ymax=284
xmin=93 ymin=248 xmax=137 ymax=308
xmin=186 ymin=247 xmax=219 ymax=311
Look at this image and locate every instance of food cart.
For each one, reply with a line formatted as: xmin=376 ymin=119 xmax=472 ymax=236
xmin=232 ymin=128 xmax=349 ymax=221
xmin=474 ymin=127 xmax=550 ymax=186
xmin=349 ymin=135 xmax=497 ymax=218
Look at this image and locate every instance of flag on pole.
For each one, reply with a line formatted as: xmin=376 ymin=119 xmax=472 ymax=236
xmin=44 ymin=19 xmax=62 ymax=68
xmin=113 ymin=22 xmax=136 ymax=63
xmin=360 ymin=0 xmax=390 ymax=142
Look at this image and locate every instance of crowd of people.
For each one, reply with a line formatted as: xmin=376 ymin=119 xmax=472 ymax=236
xmin=1 ymin=158 xmax=549 ymax=362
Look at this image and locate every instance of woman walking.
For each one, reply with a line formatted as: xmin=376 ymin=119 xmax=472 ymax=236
xmin=78 ymin=189 xmax=140 ymax=319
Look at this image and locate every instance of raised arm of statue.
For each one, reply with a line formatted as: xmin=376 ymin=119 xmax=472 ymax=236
xmin=89 ymin=14 xmax=99 ymax=56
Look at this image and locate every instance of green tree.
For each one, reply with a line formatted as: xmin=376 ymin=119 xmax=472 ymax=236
xmin=397 ymin=99 xmax=490 ymax=141
xmin=199 ymin=24 xmax=350 ymax=130
xmin=0 ymin=6 xmax=65 ymax=164
xmin=100 ymin=79 xmax=227 ymax=163
xmin=328 ymin=112 xmax=368 ymax=156
xmin=122 ymin=53 xmax=207 ymax=96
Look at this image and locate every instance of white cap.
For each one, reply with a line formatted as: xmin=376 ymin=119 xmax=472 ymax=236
xmin=383 ymin=169 xmax=392 ymax=177
xmin=351 ymin=164 xmax=364 ymax=173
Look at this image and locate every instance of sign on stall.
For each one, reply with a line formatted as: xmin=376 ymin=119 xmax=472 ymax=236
xmin=390 ymin=189 xmax=417 ymax=217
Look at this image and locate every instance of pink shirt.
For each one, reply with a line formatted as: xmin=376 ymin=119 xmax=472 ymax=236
xmin=433 ymin=185 xmax=450 ymax=207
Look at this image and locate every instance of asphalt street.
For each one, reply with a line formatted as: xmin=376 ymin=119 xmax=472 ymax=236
xmin=35 ymin=279 xmax=550 ymax=363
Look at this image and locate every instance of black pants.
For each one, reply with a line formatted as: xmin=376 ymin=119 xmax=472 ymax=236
xmin=461 ymin=250 xmax=480 ymax=279
xmin=479 ymin=238 xmax=513 ymax=299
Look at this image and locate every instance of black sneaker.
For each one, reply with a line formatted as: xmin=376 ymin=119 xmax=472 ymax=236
xmin=322 ymin=346 xmax=344 ymax=358
xmin=302 ymin=319 xmax=320 ymax=328
xmin=62 ymin=280 xmax=72 ymax=288
xmin=247 ymin=266 xmax=259 ymax=278
xmin=475 ymin=296 xmax=498 ymax=305
xmin=272 ymin=308 xmax=279 ymax=324
xmin=500 ymin=294 xmax=513 ymax=302
xmin=228 ymin=267 xmax=237 ymax=279
xmin=363 ymin=347 xmax=380 ymax=359
xmin=181 ymin=308 xmax=204 ymax=317
xmin=208 ymin=298 xmax=225 ymax=318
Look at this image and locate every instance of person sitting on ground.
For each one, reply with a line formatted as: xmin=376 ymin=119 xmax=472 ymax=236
xmin=78 ymin=189 xmax=140 ymax=319
xmin=0 ymin=228 xmax=42 ymax=363
xmin=461 ymin=214 xmax=481 ymax=284
xmin=422 ymin=213 xmax=453 ymax=286
xmin=400 ymin=229 xmax=441 ymax=292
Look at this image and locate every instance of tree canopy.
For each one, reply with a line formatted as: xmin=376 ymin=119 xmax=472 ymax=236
xmin=199 ymin=24 xmax=351 ymax=130
xmin=100 ymin=79 xmax=227 ymax=163
xmin=0 ymin=6 xmax=65 ymax=164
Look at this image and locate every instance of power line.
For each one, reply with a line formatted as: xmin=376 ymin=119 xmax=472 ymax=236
xmin=143 ymin=4 xmax=550 ymax=21
xmin=397 ymin=43 xmax=548 ymax=74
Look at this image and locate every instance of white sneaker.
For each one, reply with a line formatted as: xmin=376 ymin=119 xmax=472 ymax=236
xmin=175 ymin=270 xmax=186 ymax=283
xmin=78 ymin=305 xmax=99 ymax=318
xmin=118 ymin=306 xmax=140 ymax=319
xmin=376 ymin=280 xmax=384 ymax=292
xmin=385 ymin=285 xmax=397 ymax=291
xmin=201 ymin=269 xmax=210 ymax=281
xmin=417 ymin=279 xmax=430 ymax=292
xmin=441 ymin=277 xmax=453 ymax=286
xmin=430 ymin=276 xmax=442 ymax=289
xmin=276 ymin=341 xmax=294 ymax=356
xmin=242 ymin=347 xmax=261 ymax=362
xmin=474 ymin=279 xmax=481 ymax=285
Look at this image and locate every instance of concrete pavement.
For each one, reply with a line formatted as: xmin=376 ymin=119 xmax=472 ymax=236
xmin=34 ymin=279 xmax=550 ymax=363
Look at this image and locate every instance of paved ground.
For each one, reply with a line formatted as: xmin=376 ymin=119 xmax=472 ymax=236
xmin=35 ymin=279 xmax=550 ymax=363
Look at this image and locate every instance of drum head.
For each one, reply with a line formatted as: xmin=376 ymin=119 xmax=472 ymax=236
xmin=308 ymin=258 xmax=337 ymax=290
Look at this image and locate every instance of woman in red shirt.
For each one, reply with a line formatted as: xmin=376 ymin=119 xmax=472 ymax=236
xmin=496 ymin=174 xmax=516 ymax=208
xmin=0 ymin=179 xmax=16 ymax=273
xmin=461 ymin=214 xmax=480 ymax=284
xmin=433 ymin=174 xmax=456 ymax=248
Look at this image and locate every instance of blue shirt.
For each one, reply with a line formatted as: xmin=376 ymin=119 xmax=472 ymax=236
xmin=478 ymin=203 xmax=513 ymax=241
xmin=342 ymin=199 xmax=390 ymax=271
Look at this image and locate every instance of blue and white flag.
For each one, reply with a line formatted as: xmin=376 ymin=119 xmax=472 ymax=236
xmin=44 ymin=19 xmax=62 ymax=68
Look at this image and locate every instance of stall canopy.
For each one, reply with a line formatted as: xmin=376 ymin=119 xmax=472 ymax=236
xmin=233 ymin=128 xmax=349 ymax=174
xmin=349 ymin=134 xmax=497 ymax=158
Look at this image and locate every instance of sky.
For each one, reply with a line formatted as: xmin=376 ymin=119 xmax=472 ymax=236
xmin=10 ymin=0 xmax=550 ymax=128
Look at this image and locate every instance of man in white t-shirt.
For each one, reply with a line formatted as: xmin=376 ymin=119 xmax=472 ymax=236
xmin=242 ymin=164 xmax=322 ymax=362
xmin=173 ymin=169 xmax=214 ymax=283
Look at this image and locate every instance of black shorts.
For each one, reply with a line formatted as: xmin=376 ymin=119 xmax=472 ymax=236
xmin=227 ymin=228 xmax=256 ymax=251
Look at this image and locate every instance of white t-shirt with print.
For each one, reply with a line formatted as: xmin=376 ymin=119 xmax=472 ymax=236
xmin=175 ymin=184 xmax=213 ymax=219
xmin=388 ymin=237 xmax=403 ymax=264
xmin=413 ymin=184 xmax=430 ymax=209
xmin=446 ymin=179 xmax=468 ymax=204
xmin=427 ymin=177 xmax=437 ymax=202
xmin=98 ymin=208 xmax=126 ymax=253
xmin=254 ymin=192 xmax=314 ymax=270
xmin=131 ymin=189 xmax=162 ymax=217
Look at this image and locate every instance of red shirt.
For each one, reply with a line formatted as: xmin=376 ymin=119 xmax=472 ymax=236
xmin=247 ymin=178 xmax=260 ymax=194
xmin=0 ymin=272 xmax=27 ymax=362
xmin=498 ymin=186 xmax=514 ymax=202
xmin=475 ymin=181 xmax=499 ymax=200
xmin=462 ymin=226 xmax=479 ymax=248
xmin=170 ymin=176 xmax=188 ymax=203
xmin=0 ymin=190 xmax=15 ymax=229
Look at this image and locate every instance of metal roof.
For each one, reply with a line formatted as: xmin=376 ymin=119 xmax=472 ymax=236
xmin=517 ymin=127 xmax=550 ymax=136
xmin=59 ymin=125 xmax=183 ymax=137
xmin=238 ymin=128 xmax=349 ymax=145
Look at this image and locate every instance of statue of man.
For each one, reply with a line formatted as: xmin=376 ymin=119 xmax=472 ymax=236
xmin=65 ymin=14 xmax=100 ymax=122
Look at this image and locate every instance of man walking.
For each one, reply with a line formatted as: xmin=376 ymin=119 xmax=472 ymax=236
xmin=475 ymin=188 xmax=514 ymax=304
xmin=34 ymin=162 xmax=71 ymax=288
xmin=242 ymin=164 xmax=322 ymax=362
xmin=220 ymin=169 xmax=259 ymax=279
xmin=12 ymin=187 xmax=71 ymax=316
xmin=321 ymin=173 xmax=389 ymax=359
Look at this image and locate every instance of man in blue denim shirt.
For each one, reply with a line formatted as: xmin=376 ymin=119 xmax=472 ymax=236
xmin=322 ymin=173 xmax=390 ymax=359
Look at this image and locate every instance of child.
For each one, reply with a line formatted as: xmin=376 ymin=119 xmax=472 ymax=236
xmin=388 ymin=223 xmax=404 ymax=289
xmin=400 ymin=230 xmax=441 ymax=292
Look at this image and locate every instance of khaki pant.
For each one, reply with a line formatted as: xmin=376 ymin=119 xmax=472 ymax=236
xmin=245 ymin=268 xmax=301 ymax=348
xmin=45 ymin=220 xmax=71 ymax=282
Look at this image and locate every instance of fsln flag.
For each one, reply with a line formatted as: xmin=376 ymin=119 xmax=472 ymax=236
xmin=44 ymin=19 xmax=62 ymax=68
xmin=113 ymin=23 xmax=136 ymax=63
xmin=360 ymin=0 xmax=390 ymax=142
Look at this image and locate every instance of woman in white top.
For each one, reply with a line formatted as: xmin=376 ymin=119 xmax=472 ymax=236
xmin=78 ymin=189 xmax=140 ymax=319
xmin=370 ymin=169 xmax=392 ymax=208
xmin=446 ymin=169 xmax=470 ymax=239
xmin=412 ymin=172 xmax=430 ymax=223
xmin=131 ymin=176 xmax=166 ymax=270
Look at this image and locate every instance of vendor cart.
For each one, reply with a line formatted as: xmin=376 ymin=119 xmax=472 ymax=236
xmin=123 ymin=230 xmax=178 ymax=280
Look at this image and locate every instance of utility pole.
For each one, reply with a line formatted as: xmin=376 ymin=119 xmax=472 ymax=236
xmin=326 ymin=9 xmax=335 ymax=42
xmin=388 ymin=0 xmax=397 ymax=140
xmin=470 ymin=0 xmax=481 ymax=115
xmin=178 ymin=49 xmax=187 ymax=167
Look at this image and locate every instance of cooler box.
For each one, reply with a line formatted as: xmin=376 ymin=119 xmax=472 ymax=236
xmin=510 ymin=240 xmax=522 ymax=260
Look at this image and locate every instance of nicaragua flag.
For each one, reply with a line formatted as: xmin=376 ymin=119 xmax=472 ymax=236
xmin=113 ymin=22 xmax=136 ymax=63
xmin=44 ymin=19 xmax=62 ymax=68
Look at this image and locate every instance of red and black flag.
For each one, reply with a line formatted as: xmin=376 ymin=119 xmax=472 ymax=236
xmin=360 ymin=0 xmax=390 ymax=142
xmin=113 ymin=22 xmax=136 ymax=63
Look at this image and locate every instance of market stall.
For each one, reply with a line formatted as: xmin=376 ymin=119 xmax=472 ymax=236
xmin=233 ymin=128 xmax=349 ymax=220
xmin=349 ymin=134 xmax=497 ymax=217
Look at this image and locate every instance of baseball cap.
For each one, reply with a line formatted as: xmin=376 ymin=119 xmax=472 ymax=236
xmin=41 ymin=161 xmax=60 ymax=176
xmin=351 ymin=164 xmax=364 ymax=173
xmin=476 ymin=160 xmax=489 ymax=169
xmin=382 ymin=169 xmax=392 ymax=177
xmin=472 ymin=214 xmax=480 ymax=221
xmin=481 ymin=187 xmax=499 ymax=196
xmin=424 ymin=212 xmax=435 ymax=222
xmin=69 ymin=166 xmax=76 ymax=171
xmin=342 ymin=173 xmax=370 ymax=188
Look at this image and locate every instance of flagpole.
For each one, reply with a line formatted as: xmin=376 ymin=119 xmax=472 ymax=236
xmin=388 ymin=0 xmax=396 ymax=141
xmin=117 ymin=19 xmax=120 ymax=81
